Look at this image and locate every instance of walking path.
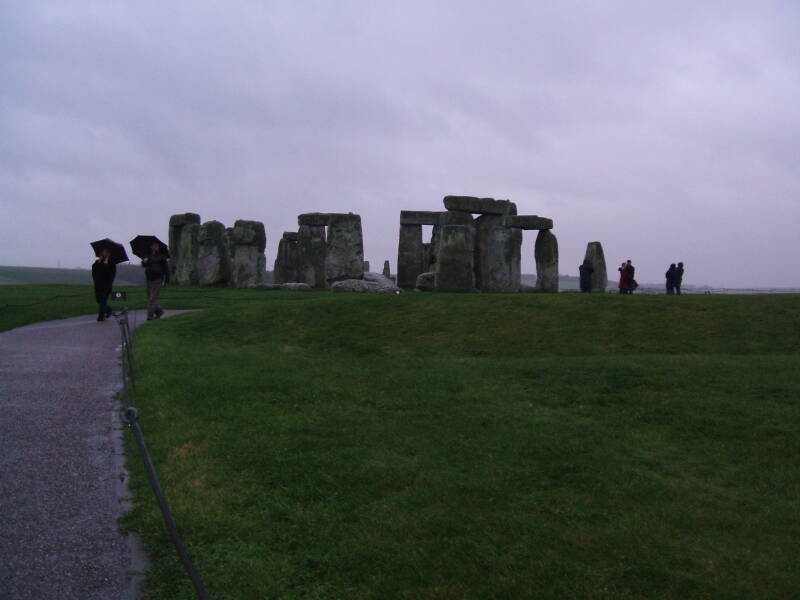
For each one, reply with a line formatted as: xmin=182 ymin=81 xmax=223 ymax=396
xmin=0 ymin=311 xmax=187 ymax=600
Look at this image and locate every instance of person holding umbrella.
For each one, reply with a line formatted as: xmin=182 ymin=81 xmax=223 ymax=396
xmin=130 ymin=235 xmax=170 ymax=320
xmin=90 ymin=238 xmax=129 ymax=322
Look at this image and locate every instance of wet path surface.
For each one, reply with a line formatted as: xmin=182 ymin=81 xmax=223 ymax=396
xmin=0 ymin=311 xmax=187 ymax=600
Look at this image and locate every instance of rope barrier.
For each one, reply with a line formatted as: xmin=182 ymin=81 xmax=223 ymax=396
xmin=113 ymin=308 xmax=210 ymax=600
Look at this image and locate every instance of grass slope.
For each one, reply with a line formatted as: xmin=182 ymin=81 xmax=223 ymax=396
xmin=121 ymin=292 xmax=800 ymax=599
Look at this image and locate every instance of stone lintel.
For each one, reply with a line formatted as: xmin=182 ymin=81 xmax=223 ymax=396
xmin=400 ymin=210 xmax=444 ymax=226
xmin=298 ymin=212 xmax=331 ymax=226
xmin=443 ymin=196 xmax=514 ymax=215
xmin=282 ymin=232 xmax=299 ymax=241
xmin=502 ymin=215 xmax=553 ymax=230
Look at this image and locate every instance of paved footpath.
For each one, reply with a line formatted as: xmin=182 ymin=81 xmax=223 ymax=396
xmin=0 ymin=311 xmax=187 ymax=600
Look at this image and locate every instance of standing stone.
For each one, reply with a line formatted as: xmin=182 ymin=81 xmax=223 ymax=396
xmin=534 ymin=230 xmax=559 ymax=293
xmin=197 ymin=220 xmax=232 ymax=286
xmin=168 ymin=213 xmax=201 ymax=281
xmin=584 ymin=241 xmax=608 ymax=292
xmin=274 ymin=232 xmax=300 ymax=284
xmin=382 ymin=260 xmax=391 ymax=278
xmin=397 ymin=224 xmax=424 ymax=288
xmin=363 ymin=261 xmax=370 ymax=272
xmin=325 ymin=213 xmax=364 ymax=284
xmin=297 ymin=225 xmax=327 ymax=289
xmin=474 ymin=207 xmax=521 ymax=292
xmin=175 ymin=223 xmax=200 ymax=285
xmin=229 ymin=220 xmax=267 ymax=288
xmin=435 ymin=211 xmax=476 ymax=292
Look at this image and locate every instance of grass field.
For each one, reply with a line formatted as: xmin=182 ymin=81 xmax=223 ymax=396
xmin=3 ymin=286 xmax=799 ymax=598
xmin=115 ymin=291 xmax=800 ymax=599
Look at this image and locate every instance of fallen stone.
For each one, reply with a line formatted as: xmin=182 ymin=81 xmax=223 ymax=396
xmin=443 ymin=196 xmax=515 ymax=215
xmin=534 ymin=230 xmax=559 ymax=293
xmin=502 ymin=215 xmax=554 ymax=230
xmin=415 ymin=271 xmax=436 ymax=292
xmin=197 ymin=220 xmax=232 ymax=286
xmin=584 ymin=241 xmax=608 ymax=292
xmin=282 ymin=282 xmax=312 ymax=291
xmin=330 ymin=279 xmax=381 ymax=293
xmin=363 ymin=271 xmax=402 ymax=293
xmin=400 ymin=210 xmax=444 ymax=225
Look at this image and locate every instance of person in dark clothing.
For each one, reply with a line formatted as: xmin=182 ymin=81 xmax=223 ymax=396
xmin=579 ymin=259 xmax=594 ymax=293
xmin=92 ymin=248 xmax=116 ymax=322
xmin=625 ymin=260 xmax=636 ymax=294
xmin=617 ymin=262 xmax=628 ymax=294
xmin=675 ymin=262 xmax=684 ymax=295
xmin=665 ymin=263 xmax=677 ymax=295
xmin=141 ymin=242 xmax=170 ymax=320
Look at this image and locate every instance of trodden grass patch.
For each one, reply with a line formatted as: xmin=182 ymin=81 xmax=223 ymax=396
xmin=120 ymin=292 xmax=800 ymax=599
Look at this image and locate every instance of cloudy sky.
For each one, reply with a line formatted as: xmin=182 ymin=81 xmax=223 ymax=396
xmin=1 ymin=1 xmax=798 ymax=287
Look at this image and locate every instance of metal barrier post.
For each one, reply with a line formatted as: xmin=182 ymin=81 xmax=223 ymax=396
xmin=124 ymin=407 xmax=210 ymax=600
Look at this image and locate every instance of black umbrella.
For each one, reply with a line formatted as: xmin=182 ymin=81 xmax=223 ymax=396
xmin=129 ymin=235 xmax=170 ymax=259
xmin=90 ymin=238 xmax=129 ymax=265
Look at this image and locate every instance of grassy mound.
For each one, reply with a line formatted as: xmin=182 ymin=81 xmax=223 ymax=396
xmin=121 ymin=292 xmax=800 ymax=599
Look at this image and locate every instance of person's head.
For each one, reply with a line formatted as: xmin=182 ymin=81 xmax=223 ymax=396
xmin=678 ymin=262 xmax=683 ymax=268
xmin=670 ymin=263 xmax=676 ymax=269
xmin=99 ymin=248 xmax=110 ymax=259
xmin=626 ymin=260 xmax=632 ymax=265
xmin=150 ymin=242 xmax=161 ymax=253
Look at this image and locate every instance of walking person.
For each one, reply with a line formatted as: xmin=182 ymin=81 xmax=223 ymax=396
xmin=665 ymin=263 xmax=677 ymax=295
xmin=92 ymin=248 xmax=116 ymax=321
xmin=579 ymin=259 xmax=594 ymax=293
xmin=675 ymin=262 xmax=684 ymax=295
xmin=141 ymin=242 xmax=169 ymax=320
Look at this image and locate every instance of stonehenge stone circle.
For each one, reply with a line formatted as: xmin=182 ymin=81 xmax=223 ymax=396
xmin=534 ymin=230 xmax=559 ymax=293
xmin=397 ymin=195 xmax=556 ymax=293
xmin=197 ymin=220 xmax=232 ymax=286
xmin=273 ymin=232 xmax=300 ymax=284
xmin=584 ymin=241 xmax=608 ymax=292
xmin=168 ymin=212 xmax=201 ymax=280
xmin=229 ymin=220 xmax=267 ymax=288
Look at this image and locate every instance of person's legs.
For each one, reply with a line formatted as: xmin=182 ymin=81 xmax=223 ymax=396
xmin=676 ymin=284 xmax=681 ymax=295
xmin=147 ymin=280 xmax=160 ymax=319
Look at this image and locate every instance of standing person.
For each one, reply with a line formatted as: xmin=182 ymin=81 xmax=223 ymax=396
xmin=141 ymin=242 xmax=170 ymax=320
xmin=665 ymin=263 xmax=677 ymax=295
xmin=91 ymin=248 xmax=116 ymax=322
xmin=617 ymin=262 xmax=628 ymax=294
xmin=625 ymin=260 xmax=636 ymax=294
xmin=579 ymin=259 xmax=594 ymax=293
xmin=675 ymin=262 xmax=684 ymax=295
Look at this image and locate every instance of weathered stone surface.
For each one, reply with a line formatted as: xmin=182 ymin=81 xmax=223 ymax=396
xmin=474 ymin=214 xmax=521 ymax=292
xmin=297 ymin=225 xmax=327 ymax=289
xmin=229 ymin=220 xmax=267 ymax=288
xmin=397 ymin=224 xmax=424 ymax=288
xmin=363 ymin=271 xmax=402 ymax=293
xmin=502 ymin=215 xmax=553 ymax=230
xmin=534 ymin=230 xmax=559 ymax=293
xmin=197 ymin=220 xmax=232 ymax=286
xmin=282 ymin=282 xmax=312 ymax=291
xmin=382 ymin=260 xmax=391 ymax=277
xmin=584 ymin=241 xmax=608 ymax=292
xmin=443 ymin=196 xmax=515 ymax=215
xmin=330 ymin=279 xmax=381 ymax=293
xmin=168 ymin=212 xmax=201 ymax=281
xmin=439 ymin=210 xmax=476 ymax=225
xmin=175 ymin=223 xmax=200 ymax=285
xmin=435 ymin=219 xmax=476 ymax=292
xmin=274 ymin=234 xmax=300 ymax=284
xmin=325 ymin=213 xmax=364 ymax=284
xmin=400 ymin=210 xmax=443 ymax=225
xmin=298 ymin=213 xmax=331 ymax=227
xmin=363 ymin=261 xmax=370 ymax=272
xmin=415 ymin=271 xmax=436 ymax=292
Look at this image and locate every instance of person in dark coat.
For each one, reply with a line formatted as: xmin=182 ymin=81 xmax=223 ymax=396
xmin=92 ymin=248 xmax=116 ymax=322
xmin=617 ymin=262 xmax=628 ymax=294
xmin=665 ymin=263 xmax=677 ymax=295
xmin=141 ymin=242 xmax=170 ymax=320
xmin=675 ymin=262 xmax=684 ymax=295
xmin=625 ymin=260 xmax=636 ymax=294
xmin=579 ymin=259 xmax=594 ymax=293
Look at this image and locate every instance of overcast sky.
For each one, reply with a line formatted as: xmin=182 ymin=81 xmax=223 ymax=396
xmin=1 ymin=1 xmax=798 ymax=287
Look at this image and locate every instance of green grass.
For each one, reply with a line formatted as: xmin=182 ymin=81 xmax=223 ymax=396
xmin=116 ymin=292 xmax=800 ymax=599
